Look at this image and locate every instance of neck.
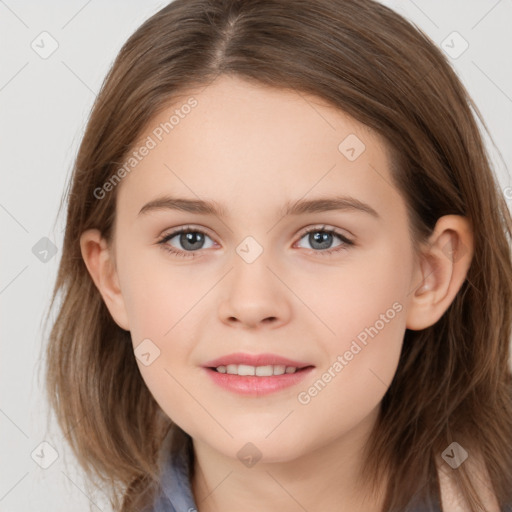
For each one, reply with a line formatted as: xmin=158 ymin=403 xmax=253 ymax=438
xmin=190 ymin=406 xmax=387 ymax=512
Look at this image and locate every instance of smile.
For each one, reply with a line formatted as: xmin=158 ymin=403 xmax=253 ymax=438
xmin=203 ymin=365 xmax=314 ymax=396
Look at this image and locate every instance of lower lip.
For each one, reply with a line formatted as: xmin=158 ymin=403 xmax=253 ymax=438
xmin=202 ymin=366 xmax=315 ymax=396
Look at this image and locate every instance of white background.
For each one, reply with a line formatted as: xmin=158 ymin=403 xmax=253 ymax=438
xmin=1 ymin=1 xmax=511 ymax=510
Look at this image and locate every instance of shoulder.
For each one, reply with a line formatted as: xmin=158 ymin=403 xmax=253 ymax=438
xmin=435 ymin=449 xmax=500 ymax=512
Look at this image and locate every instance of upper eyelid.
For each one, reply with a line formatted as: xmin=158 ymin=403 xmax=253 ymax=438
xmin=299 ymin=224 xmax=353 ymax=239
xmin=159 ymin=224 xmax=217 ymax=242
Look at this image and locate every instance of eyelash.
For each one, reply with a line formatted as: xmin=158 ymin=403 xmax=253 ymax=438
xmin=156 ymin=225 xmax=354 ymax=259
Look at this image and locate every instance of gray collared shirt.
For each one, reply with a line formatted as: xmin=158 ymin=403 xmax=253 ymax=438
xmin=147 ymin=438 xmax=197 ymax=512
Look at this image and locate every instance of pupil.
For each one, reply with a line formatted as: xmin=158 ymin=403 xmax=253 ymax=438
xmin=311 ymin=231 xmax=332 ymax=250
xmin=181 ymin=232 xmax=204 ymax=250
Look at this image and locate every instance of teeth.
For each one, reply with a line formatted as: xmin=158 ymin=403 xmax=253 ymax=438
xmin=216 ymin=364 xmax=298 ymax=376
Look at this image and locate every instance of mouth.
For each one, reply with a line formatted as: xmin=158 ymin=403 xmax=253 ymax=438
xmin=207 ymin=364 xmax=314 ymax=376
xmin=202 ymin=362 xmax=315 ymax=396
xmin=202 ymin=352 xmax=314 ymax=372
xmin=201 ymin=352 xmax=315 ymax=395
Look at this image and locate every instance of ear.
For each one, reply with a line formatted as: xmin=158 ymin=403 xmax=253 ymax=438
xmin=79 ymin=229 xmax=130 ymax=331
xmin=406 ymin=215 xmax=474 ymax=330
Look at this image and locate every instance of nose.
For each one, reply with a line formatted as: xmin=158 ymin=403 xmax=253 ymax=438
xmin=218 ymin=251 xmax=292 ymax=330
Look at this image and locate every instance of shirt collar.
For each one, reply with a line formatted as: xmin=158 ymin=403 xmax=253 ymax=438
xmin=155 ymin=433 xmax=198 ymax=512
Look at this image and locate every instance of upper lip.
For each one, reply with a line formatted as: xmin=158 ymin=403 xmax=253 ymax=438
xmin=202 ymin=352 xmax=313 ymax=369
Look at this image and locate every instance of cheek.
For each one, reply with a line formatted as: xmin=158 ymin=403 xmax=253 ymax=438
xmin=292 ymin=265 xmax=408 ymax=447
xmin=118 ymin=249 xmax=210 ymax=417
xmin=297 ymin=240 xmax=412 ymax=396
xmin=118 ymin=245 xmax=207 ymax=342
xmin=295 ymin=236 xmax=412 ymax=341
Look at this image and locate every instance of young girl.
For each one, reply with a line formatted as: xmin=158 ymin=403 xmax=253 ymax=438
xmin=44 ymin=0 xmax=512 ymax=511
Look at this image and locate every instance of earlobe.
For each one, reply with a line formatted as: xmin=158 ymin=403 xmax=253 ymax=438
xmin=406 ymin=215 xmax=474 ymax=331
xmin=79 ymin=229 xmax=130 ymax=331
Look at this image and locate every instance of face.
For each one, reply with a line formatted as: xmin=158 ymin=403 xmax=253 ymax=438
xmin=111 ymin=75 xmax=419 ymax=462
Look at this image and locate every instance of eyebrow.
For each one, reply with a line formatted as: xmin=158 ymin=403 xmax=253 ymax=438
xmin=137 ymin=195 xmax=380 ymax=219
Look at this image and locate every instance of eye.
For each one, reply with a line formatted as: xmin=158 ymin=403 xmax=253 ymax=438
xmin=157 ymin=226 xmax=216 ymax=258
xmin=157 ymin=224 xmax=354 ymax=259
xmin=295 ymin=225 xmax=354 ymax=256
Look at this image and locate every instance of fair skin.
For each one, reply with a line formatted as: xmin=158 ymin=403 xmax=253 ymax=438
xmin=80 ymin=75 xmax=480 ymax=511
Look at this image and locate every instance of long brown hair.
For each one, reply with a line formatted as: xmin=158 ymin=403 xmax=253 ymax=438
xmin=44 ymin=0 xmax=512 ymax=510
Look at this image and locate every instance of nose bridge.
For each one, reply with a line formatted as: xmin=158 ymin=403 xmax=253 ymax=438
xmin=218 ymin=234 xmax=290 ymax=327
xmin=230 ymin=234 xmax=275 ymax=297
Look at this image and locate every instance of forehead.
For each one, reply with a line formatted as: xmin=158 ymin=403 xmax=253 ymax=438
xmin=115 ymin=74 xmax=399 ymax=222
